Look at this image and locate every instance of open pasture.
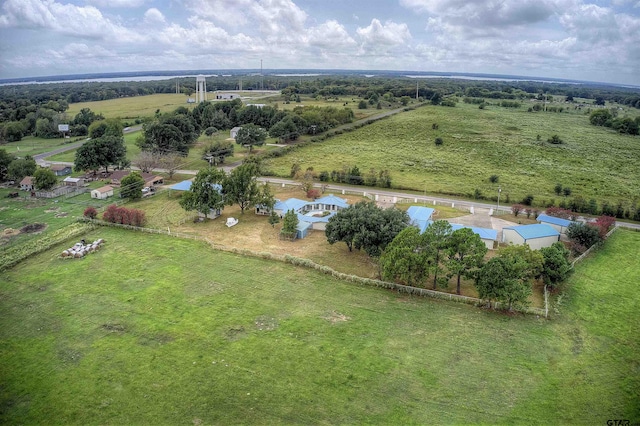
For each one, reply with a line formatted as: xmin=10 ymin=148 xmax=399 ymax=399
xmin=66 ymin=94 xmax=195 ymax=121
xmin=1 ymin=227 xmax=638 ymax=424
xmin=264 ymin=102 xmax=640 ymax=205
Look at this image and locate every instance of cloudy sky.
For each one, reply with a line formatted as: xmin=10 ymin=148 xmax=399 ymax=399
xmin=0 ymin=0 xmax=639 ymax=85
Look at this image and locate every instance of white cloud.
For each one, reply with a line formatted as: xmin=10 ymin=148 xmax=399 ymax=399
xmin=306 ymin=20 xmax=356 ymax=49
xmin=144 ymin=8 xmax=166 ymax=25
xmin=86 ymin=0 xmax=148 ymax=7
xmin=0 ymin=0 xmax=144 ymax=41
xmin=356 ymin=19 xmax=411 ymax=54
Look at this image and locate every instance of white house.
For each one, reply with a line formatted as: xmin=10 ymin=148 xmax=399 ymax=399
xmin=91 ymin=185 xmax=114 ymax=200
xmin=502 ymin=224 xmax=560 ymax=250
xmin=216 ymin=93 xmax=238 ymax=100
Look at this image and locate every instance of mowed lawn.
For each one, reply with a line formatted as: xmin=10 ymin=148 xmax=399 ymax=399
xmin=1 ymin=228 xmax=638 ymax=424
xmin=264 ymin=102 xmax=640 ymax=205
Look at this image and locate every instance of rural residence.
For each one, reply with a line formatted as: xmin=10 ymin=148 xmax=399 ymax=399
xmin=110 ymin=171 xmax=163 ymax=187
xmin=269 ymin=195 xmax=351 ymax=237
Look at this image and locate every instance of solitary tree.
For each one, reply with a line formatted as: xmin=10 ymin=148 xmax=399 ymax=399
xmin=476 ymin=255 xmax=532 ymax=311
xmin=446 ymin=228 xmax=488 ymax=295
xmin=74 ymin=136 xmax=127 ymax=174
xmin=281 ymin=209 xmax=299 ymax=239
xmin=422 ymin=220 xmax=453 ymax=289
xmin=159 ymin=153 xmax=183 ymax=180
xmin=120 ymin=172 xmax=145 ymax=201
xmin=539 ymin=242 xmax=572 ymax=289
xmin=133 ymin=151 xmax=159 ymax=173
xmin=224 ymin=163 xmax=260 ymax=214
xmin=179 ymin=168 xmax=226 ymax=219
xmin=235 ymin=123 xmax=267 ymax=153
xmin=33 ymin=167 xmax=58 ymax=190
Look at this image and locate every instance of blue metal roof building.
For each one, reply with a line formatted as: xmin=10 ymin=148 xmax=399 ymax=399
xmin=537 ymin=214 xmax=575 ymax=234
xmin=407 ymin=206 xmax=435 ymax=234
xmin=502 ymin=224 xmax=561 ymax=249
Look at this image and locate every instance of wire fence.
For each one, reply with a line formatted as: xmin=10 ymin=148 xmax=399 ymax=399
xmin=84 ymin=218 xmax=547 ymax=317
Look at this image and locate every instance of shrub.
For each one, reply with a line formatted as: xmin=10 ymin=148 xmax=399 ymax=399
xmin=489 ymin=175 xmax=499 ymax=183
xmin=521 ymin=194 xmax=534 ymax=206
xmin=102 ymin=204 xmax=146 ymax=227
xmin=83 ymin=206 xmax=98 ymax=219
xmin=547 ymin=134 xmax=563 ymax=144
xmin=307 ymin=188 xmax=321 ymax=200
xmin=545 ymin=207 xmax=574 ymax=220
xmin=567 ymin=222 xmax=601 ymax=252
xmin=434 ymin=137 xmax=443 ymax=146
xmin=592 ymin=215 xmax=616 ymax=239
xmin=511 ymin=204 xmax=524 ymax=217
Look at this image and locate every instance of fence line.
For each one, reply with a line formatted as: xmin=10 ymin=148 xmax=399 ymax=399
xmin=84 ymin=218 xmax=546 ymax=317
xmin=571 ymin=225 xmax=619 ymax=267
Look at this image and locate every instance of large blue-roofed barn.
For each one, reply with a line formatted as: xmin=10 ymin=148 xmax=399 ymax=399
xmin=502 ymin=224 xmax=560 ymax=250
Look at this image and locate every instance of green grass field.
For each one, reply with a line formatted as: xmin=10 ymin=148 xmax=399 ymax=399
xmin=264 ymin=102 xmax=640 ymax=206
xmin=1 ymin=226 xmax=637 ymax=424
xmin=66 ymin=94 xmax=196 ymax=121
xmin=1 ymin=136 xmax=83 ymax=158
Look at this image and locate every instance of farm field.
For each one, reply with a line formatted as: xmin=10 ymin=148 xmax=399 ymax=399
xmin=263 ymin=102 xmax=640 ymax=206
xmin=66 ymin=94 xmax=197 ymax=121
xmin=1 ymin=227 xmax=638 ymax=424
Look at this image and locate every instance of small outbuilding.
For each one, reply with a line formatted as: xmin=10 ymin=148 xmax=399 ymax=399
xmin=296 ymin=221 xmax=312 ymax=239
xmin=49 ymin=164 xmax=72 ymax=176
xmin=63 ymin=176 xmax=85 ymax=187
xmin=230 ymin=127 xmax=242 ymax=139
xmin=20 ymin=176 xmax=34 ymax=191
xmin=91 ymin=185 xmax=114 ymax=200
xmin=536 ymin=214 xmax=575 ymax=234
xmin=502 ymin=224 xmax=560 ymax=250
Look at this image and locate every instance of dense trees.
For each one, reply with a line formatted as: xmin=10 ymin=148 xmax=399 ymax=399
xmin=8 ymin=156 xmax=36 ymax=180
xmin=74 ymin=135 xmax=127 ymax=173
xmin=138 ymin=113 xmax=199 ymax=155
xmin=179 ymin=168 xmax=225 ymax=219
xmin=325 ymin=201 xmax=408 ymax=257
xmin=379 ymin=226 xmax=431 ymax=287
xmin=0 ymin=149 xmax=14 ymax=180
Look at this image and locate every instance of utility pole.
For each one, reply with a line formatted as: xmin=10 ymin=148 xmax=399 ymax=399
xmin=416 ymin=81 xmax=419 ymax=100
xmin=260 ymin=59 xmax=264 ymax=91
xmin=496 ymin=186 xmax=502 ymax=214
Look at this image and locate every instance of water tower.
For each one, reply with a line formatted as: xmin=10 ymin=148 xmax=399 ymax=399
xmin=196 ymin=75 xmax=207 ymax=103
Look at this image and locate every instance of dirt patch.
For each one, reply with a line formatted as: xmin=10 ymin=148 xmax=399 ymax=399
xmin=20 ymin=223 xmax=47 ymax=234
xmin=225 ymin=325 xmax=246 ymax=341
xmin=255 ymin=315 xmax=278 ymax=331
xmin=54 ymin=212 xmax=68 ymax=218
xmin=101 ymin=323 xmax=126 ymax=333
xmin=2 ymin=228 xmax=20 ymax=237
xmin=322 ymin=311 xmax=350 ymax=323
xmin=45 ymin=207 xmax=60 ymax=213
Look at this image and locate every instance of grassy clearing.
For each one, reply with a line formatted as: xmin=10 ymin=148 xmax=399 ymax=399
xmin=264 ymin=102 xmax=640 ymax=206
xmin=1 ymin=227 xmax=638 ymax=424
xmin=1 ymin=136 xmax=84 ymax=158
xmin=66 ymin=94 xmax=196 ymax=121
